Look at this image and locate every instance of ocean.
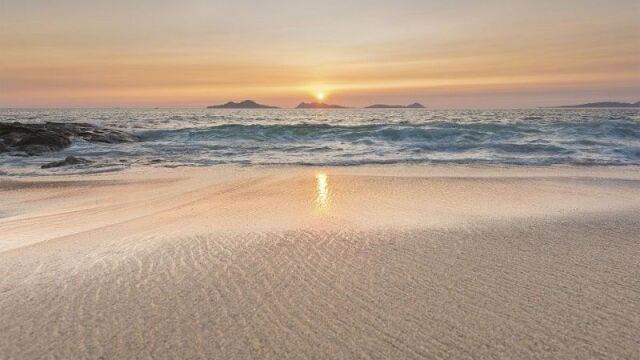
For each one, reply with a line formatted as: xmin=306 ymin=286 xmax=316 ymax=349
xmin=1 ymin=108 xmax=639 ymax=174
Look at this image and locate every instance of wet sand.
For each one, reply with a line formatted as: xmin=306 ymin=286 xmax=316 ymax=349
xmin=1 ymin=166 xmax=639 ymax=358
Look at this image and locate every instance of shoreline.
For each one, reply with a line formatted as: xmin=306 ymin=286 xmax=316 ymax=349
xmin=4 ymin=161 xmax=640 ymax=177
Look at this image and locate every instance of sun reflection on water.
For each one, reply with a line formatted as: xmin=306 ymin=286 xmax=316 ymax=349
xmin=315 ymin=173 xmax=331 ymax=212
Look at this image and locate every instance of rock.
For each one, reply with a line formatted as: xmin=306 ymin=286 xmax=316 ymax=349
xmin=559 ymin=101 xmax=640 ymax=108
xmin=365 ymin=103 xmax=425 ymax=109
xmin=73 ymin=126 xmax=139 ymax=144
xmin=0 ymin=122 xmax=139 ymax=156
xmin=41 ymin=156 xmax=93 ymax=169
xmin=208 ymin=100 xmax=279 ymax=109
xmin=296 ymin=102 xmax=348 ymax=109
xmin=16 ymin=132 xmax=72 ymax=154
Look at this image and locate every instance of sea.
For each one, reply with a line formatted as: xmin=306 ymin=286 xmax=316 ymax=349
xmin=1 ymin=108 xmax=639 ymax=175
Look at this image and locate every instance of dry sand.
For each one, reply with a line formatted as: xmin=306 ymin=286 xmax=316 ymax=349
xmin=0 ymin=166 xmax=639 ymax=358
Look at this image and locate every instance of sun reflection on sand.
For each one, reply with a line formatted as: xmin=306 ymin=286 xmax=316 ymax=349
xmin=315 ymin=173 xmax=331 ymax=212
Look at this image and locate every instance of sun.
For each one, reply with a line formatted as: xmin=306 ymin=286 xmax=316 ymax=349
xmin=315 ymin=92 xmax=326 ymax=102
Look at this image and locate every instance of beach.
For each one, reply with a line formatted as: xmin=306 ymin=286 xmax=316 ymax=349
xmin=1 ymin=165 xmax=639 ymax=358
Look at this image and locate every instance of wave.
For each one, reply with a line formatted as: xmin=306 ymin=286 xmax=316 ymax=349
xmin=140 ymin=118 xmax=640 ymax=141
xmin=1 ymin=108 xmax=639 ymax=172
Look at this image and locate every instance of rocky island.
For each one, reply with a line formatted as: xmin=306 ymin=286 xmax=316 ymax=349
xmin=366 ymin=103 xmax=425 ymax=109
xmin=296 ymin=102 xmax=348 ymax=109
xmin=558 ymin=101 xmax=640 ymax=108
xmin=207 ymin=100 xmax=279 ymax=109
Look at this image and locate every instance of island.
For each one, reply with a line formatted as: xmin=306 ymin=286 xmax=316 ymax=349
xmin=207 ymin=100 xmax=279 ymax=109
xmin=558 ymin=101 xmax=640 ymax=108
xmin=366 ymin=102 xmax=425 ymax=109
xmin=296 ymin=102 xmax=348 ymax=109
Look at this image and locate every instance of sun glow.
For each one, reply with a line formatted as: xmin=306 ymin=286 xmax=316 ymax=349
xmin=315 ymin=92 xmax=326 ymax=102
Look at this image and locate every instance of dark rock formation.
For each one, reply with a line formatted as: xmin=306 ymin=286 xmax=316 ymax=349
xmin=296 ymin=102 xmax=348 ymax=109
xmin=207 ymin=100 xmax=279 ymax=109
xmin=41 ymin=156 xmax=93 ymax=169
xmin=366 ymin=102 xmax=425 ymax=109
xmin=558 ymin=101 xmax=640 ymax=108
xmin=0 ymin=122 xmax=139 ymax=155
xmin=16 ymin=132 xmax=72 ymax=155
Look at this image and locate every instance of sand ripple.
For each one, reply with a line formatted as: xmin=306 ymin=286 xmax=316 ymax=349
xmin=0 ymin=167 xmax=639 ymax=358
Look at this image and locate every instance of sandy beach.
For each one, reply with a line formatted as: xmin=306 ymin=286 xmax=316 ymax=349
xmin=1 ymin=166 xmax=639 ymax=358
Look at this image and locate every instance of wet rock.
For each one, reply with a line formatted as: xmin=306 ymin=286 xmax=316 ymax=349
xmin=0 ymin=122 xmax=139 ymax=155
xmin=73 ymin=126 xmax=139 ymax=144
xmin=41 ymin=156 xmax=93 ymax=169
xmin=16 ymin=132 xmax=72 ymax=154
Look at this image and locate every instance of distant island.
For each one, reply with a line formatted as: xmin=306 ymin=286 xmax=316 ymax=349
xmin=558 ymin=101 xmax=640 ymax=108
xmin=296 ymin=102 xmax=348 ymax=109
xmin=207 ymin=100 xmax=279 ymax=109
xmin=366 ymin=103 xmax=425 ymax=109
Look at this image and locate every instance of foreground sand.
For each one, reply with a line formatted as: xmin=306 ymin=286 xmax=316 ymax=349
xmin=1 ymin=166 xmax=639 ymax=358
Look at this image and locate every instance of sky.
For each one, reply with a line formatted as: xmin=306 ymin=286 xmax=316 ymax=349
xmin=1 ymin=0 xmax=639 ymax=108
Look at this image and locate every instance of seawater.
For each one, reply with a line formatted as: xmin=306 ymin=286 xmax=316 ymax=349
xmin=1 ymin=108 xmax=639 ymax=174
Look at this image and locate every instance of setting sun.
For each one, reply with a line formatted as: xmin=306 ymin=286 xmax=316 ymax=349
xmin=315 ymin=92 xmax=326 ymax=102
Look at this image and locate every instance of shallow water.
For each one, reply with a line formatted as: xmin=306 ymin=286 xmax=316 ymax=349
xmin=1 ymin=108 xmax=639 ymax=174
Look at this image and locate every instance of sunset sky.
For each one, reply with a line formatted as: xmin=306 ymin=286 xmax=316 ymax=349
xmin=1 ymin=0 xmax=639 ymax=108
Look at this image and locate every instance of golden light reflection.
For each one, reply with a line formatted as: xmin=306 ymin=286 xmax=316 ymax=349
xmin=315 ymin=173 xmax=331 ymax=213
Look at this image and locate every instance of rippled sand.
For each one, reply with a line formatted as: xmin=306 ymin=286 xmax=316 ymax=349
xmin=1 ymin=166 xmax=639 ymax=358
